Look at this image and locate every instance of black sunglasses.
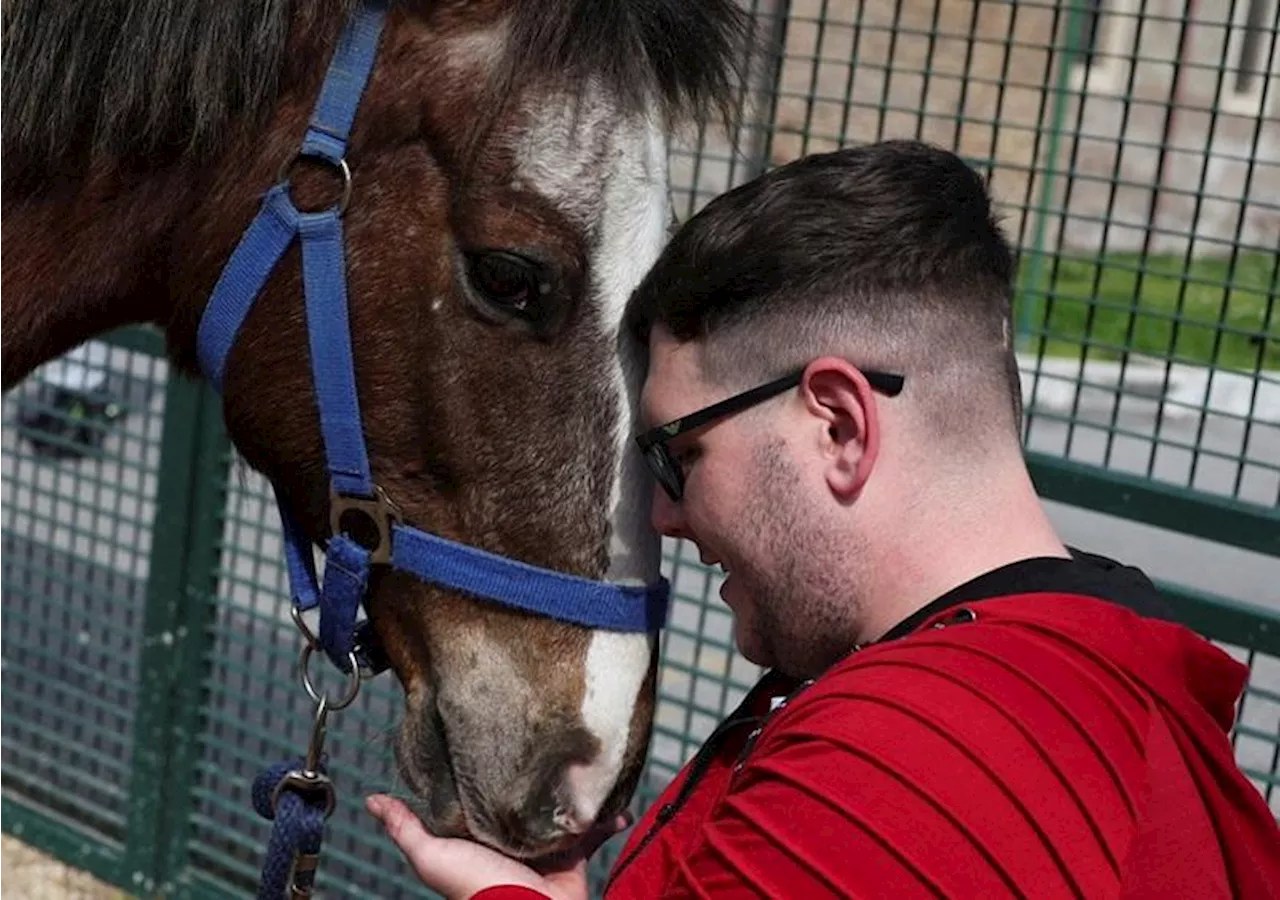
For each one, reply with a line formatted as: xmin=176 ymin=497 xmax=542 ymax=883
xmin=635 ymin=365 xmax=905 ymax=501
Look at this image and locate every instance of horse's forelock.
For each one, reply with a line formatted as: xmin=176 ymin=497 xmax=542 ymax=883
xmin=498 ymin=0 xmax=748 ymax=129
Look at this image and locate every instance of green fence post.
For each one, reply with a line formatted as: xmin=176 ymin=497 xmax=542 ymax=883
xmin=122 ymin=371 xmax=230 ymax=896
xmin=1018 ymin=0 xmax=1085 ymax=349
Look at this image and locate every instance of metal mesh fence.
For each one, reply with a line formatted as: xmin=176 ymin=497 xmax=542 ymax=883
xmin=670 ymin=0 xmax=1279 ymax=510
xmin=1229 ymin=644 xmax=1280 ymax=811
xmin=1 ymin=343 xmax=166 ymax=852
xmin=2 ymin=0 xmax=1277 ymax=897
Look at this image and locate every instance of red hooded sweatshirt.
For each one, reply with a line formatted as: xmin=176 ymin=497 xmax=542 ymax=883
xmin=476 ymin=555 xmax=1280 ymax=898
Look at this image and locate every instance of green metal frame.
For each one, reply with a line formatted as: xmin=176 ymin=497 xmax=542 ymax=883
xmin=1028 ymin=452 xmax=1280 ymax=557
xmin=121 ymin=374 xmax=230 ymax=895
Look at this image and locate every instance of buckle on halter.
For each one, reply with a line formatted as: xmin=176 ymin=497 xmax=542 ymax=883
xmin=330 ymin=485 xmax=400 ymax=565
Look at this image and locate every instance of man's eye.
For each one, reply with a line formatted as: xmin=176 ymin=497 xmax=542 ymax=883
xmin=671 ymin=447 xmax=700 ymax=473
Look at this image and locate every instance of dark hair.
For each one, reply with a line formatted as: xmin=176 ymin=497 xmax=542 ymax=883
xmin=628 ymin=139 xmax=1023 ymax=438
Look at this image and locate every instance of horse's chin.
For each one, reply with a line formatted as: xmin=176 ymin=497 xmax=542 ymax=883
xmin=393 ymin=749 xmax=595 ymax=859
xmin=392 ymin=759 xmax=590 ymax=860
xmin=392 ymin=689 xmax=469 ymax=834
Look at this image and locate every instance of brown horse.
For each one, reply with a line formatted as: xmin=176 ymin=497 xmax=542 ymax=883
xmin=1 ymin=0 xmax=745 ymax=859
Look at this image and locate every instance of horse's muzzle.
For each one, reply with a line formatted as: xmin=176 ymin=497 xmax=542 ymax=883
xmin=393 ymin=688 xmax=609 ymax=859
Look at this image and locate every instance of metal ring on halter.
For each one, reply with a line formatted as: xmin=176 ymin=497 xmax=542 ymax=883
xmin=299 ymin=643 xmax=362 ymax=711
xmin=277 ymin=151 xmax=353 ymax=216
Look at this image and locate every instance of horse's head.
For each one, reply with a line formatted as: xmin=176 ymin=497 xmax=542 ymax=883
xmin=5 ymin=0 xmax=742 ymax=857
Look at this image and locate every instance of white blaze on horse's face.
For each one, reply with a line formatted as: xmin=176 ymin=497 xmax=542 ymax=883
xmin=569 ymin=116 xmax=670 ymax=831
xmin=515 ymin=97 xmax=668 ymax=830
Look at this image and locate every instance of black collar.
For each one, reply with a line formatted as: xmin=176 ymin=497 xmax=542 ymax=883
xmin=874 ymin=548 xmax=1172 ymax=645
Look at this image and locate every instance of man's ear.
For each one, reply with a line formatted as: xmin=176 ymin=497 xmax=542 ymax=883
xmin=800 ymin=358 xmax=880 ymax=503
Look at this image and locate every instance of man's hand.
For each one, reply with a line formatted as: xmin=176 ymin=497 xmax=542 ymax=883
xmin=365 ymin=794 xmax=629 ymax=900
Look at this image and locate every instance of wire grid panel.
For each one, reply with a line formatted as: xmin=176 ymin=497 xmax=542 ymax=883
xmin=1226 ymin=641 xmax=1280 ymax=817
xmin=1 ymin=343 xmax=166 ymax=847
xmin=669 ymin=0 xmax=1279 ymax=512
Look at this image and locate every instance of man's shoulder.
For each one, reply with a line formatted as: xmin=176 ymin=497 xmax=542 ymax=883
xmin=759 ymin=591 xmax=1160 ymax=750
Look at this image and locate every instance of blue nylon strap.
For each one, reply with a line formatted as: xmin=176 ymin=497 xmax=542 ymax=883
xmin=300 ymin=0 xmax=387 ymax=164
xmin=299 ymin=211 xmax=374 ymax=498
xmin=197 ymin=187 xmax=300 ymax=392
xmin=275 ymin=487 xmax=321 ymax=612
xmin=318 ymin=536 xmax=371 ymax=670
xmin=390 ymin=524 xmax=671 ymax=633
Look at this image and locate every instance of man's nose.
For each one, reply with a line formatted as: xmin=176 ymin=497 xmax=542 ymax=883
xmin=650 ymin=483 xmax=691 ymax=539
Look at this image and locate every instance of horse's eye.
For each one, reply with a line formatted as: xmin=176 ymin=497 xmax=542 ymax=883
xmin=466 ymin=251 xmax=543 ymax=316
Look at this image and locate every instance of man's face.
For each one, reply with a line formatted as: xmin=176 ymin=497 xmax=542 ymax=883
xmin=641 ymin=328 xmax=765 ymax=663
xmin=639 ymin=328 xmax=854 ymax=674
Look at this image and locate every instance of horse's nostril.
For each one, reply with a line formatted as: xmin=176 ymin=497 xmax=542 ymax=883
xmin=552 ymin=805 xmax=592 ymax=836
xmin=477 ymin=801 xmax=586 ymax=856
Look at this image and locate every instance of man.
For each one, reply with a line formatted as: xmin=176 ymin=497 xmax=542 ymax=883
xmin=366 ymin=140 xmax=1280 ymax=898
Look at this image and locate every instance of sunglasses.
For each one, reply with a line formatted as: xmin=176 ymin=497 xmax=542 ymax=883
xmin=635 ymin=365 xmax=905 ymax=502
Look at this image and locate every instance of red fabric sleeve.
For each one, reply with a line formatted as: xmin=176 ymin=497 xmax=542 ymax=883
xmin=469 ymin=886 xmax=550 ymax=900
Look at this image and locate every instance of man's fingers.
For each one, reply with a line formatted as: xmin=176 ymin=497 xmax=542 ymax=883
xmin=366 ymin=794 xmax=478 ymax=898
xmin=368 ymin=795 xmax=429 ymax=853
xmin=366 ymin=796 xmax=446 ymax=881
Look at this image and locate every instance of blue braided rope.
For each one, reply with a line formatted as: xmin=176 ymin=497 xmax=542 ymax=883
xmin=253 ymin=759 xmax=328 ymax=900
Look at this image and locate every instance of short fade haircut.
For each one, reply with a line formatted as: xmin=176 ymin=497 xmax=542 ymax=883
xmin=628 ymin=139 xmax=1024 ymax=441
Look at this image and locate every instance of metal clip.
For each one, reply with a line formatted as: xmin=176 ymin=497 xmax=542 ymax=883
xmin=288 ymin=851 xmax=320 ymax=899
xmin=291 ymin=606 xmax=319 ymax=649
xmin=272 ymin=697 xmax=338 ymax=819
xmin=329 ymin=484 xmax=401 ymax=564
xmin=305 ymin=695 xmax=329 ymax=775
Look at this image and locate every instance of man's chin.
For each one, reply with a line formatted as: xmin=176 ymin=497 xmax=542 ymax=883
xmin=734 ymin=626 xmax=773 ymax=670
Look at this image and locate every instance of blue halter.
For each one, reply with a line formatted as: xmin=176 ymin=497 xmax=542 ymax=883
xmin=196 ymin=0 xmax=669 ymax=675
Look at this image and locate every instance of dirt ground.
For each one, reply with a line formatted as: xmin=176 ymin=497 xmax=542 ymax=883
xmin=1 ymin=836 xmax=126 ymax=900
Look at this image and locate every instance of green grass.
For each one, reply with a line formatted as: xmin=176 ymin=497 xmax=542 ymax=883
xmin=1015 ymin=251 xmax=1279 ymax=372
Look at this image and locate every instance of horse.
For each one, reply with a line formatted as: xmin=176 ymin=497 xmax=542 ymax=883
xmin=1 ymin=0 xmax=746 ymax=861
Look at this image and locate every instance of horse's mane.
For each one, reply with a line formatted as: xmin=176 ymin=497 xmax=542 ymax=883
xmin=1 ymin=0 xmax=353 ymax=182
xmin=2 ymin=0 xmax=747 ymax=185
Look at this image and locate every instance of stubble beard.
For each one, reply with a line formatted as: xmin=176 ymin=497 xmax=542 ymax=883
xmin=737 ymin=439 xmax=863 ymax=679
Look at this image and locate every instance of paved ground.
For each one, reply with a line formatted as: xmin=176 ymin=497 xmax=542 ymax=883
xmin=1 ymin=837 xmax=122 ymax=900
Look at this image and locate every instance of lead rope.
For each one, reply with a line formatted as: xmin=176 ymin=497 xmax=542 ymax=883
xmin=252 ymin=610 xmax=361 ymax=899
